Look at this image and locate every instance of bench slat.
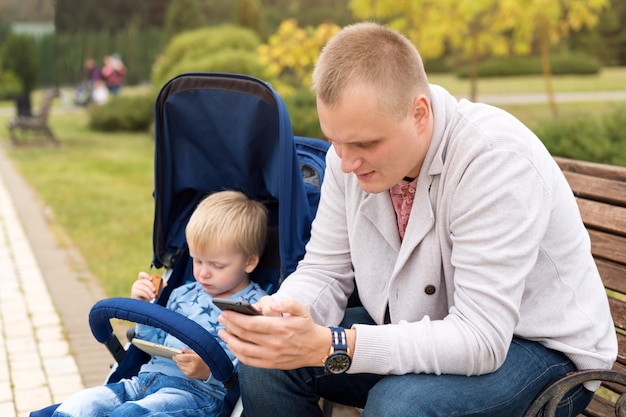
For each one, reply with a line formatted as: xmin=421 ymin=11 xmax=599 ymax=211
xmin=609 ymin=298 xmax=626 ymax=333
xmin=556 ymin=157 xmax=626 ymax=183
xmin=614 ymin=325 xmax=626 ymax=366
xmin=577 ymin=199 xmax=626 ymax=237
xmin=601 ymin=361 xmax=626 ymax=395
xmin=563 ymin=171 xmax=626 ymax=207
xmin=582 ymin=396 xmax=618 ymax=417
xmin=589 ymin=230 xmax=626 ymax=271
xmin=596 ymin=259 xmax=626 ymax=294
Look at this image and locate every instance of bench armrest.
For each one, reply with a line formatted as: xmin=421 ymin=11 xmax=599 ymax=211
xmin=522 ymin=369 xmax=626 ymax=417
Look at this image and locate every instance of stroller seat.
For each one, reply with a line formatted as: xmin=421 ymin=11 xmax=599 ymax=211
xmin=30 ymin=72 xmax=329 ymax=417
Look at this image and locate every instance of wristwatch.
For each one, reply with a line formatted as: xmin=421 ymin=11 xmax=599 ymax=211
xmin=323 ymin=326 xmax=352 ymax=374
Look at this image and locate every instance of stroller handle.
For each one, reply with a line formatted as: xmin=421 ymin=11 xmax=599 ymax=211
xmin=89 ymin=297 xmax=236 ymax=388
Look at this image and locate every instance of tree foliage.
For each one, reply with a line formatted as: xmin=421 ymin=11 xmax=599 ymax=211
xmin=569 ymin=0 xmax=626 ymax=65
xmin=258 ymin=19 xmax=340 ymax=89
xmin=234 ymin=0 xmax=263 ymax=37
xmin=0 ymin=0 xmax=54 ymax=22
xmin=510 ymin=0 xmax=608 ymax=116
xmin=164 ymin=0 xmax=206 ymax=40
xmin=54 ymin=0 xmax=170 ymax=34
xmin=349 ymin=0 xmax=609 ymax=107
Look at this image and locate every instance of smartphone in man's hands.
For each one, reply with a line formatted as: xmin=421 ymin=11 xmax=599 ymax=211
xmin=213 ymin=298 xmax=262 ymax=315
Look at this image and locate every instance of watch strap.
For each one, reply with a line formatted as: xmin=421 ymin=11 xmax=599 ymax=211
xmin=329 ymin=326 xmax=348 ymax=353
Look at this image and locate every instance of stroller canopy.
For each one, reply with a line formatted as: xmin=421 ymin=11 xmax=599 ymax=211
xmin=152 ymin=73 xmax=315 ymax=294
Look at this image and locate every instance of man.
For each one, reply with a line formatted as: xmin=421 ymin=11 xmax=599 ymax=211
xmin=218 ymin=22 xmax=616 ymax=417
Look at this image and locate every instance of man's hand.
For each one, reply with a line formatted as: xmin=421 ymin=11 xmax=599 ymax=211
xmin=217 ymin=298 xmax=330 ymax=370
xmin=173 ymin=348 xmax=211 ymax=380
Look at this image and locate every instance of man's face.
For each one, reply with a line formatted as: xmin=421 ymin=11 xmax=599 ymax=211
xmin=317 ymin=87 xmax=431 ymax=194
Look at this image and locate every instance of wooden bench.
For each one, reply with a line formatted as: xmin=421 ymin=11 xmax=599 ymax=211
xmin=523 ymin=157 xmax=626 ymax=417
xmin=8 ymin=88 xmax=59 ymax=145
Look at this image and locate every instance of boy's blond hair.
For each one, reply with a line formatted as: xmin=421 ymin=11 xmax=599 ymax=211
xmin=311 ymin=22 xmax=430 ymax=119
xmin=185 ymin=191 xmax=268 ymax=259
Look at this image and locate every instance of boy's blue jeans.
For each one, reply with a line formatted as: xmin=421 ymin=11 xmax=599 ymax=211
xmin=51 ymin=373 xmax=220 ymax=417
xmin=239 ymin=308 xmax=593 ymax=417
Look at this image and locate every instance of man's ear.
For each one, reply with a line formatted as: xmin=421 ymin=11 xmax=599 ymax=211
xmin=245 ymin=255 xmax=260 ymax=273
xmin=412 ymin=95 xmax=431 ymax=133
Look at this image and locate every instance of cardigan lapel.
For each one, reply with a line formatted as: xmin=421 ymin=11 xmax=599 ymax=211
xmin=360 ymin=192 xmax=401 ymax=253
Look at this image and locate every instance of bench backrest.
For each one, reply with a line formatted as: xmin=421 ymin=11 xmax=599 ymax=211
xmin=555 ymin=156 xmax=626 ymax=416
xmin=37 ymin=88 xmax=59 ymax=120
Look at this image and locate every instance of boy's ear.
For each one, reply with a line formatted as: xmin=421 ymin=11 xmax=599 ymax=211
xmin=245 ymin=255 xmax=260 ymax=273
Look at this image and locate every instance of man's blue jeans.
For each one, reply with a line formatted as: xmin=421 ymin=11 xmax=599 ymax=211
xmin=239 ymin=308 xmax=593 ymax=417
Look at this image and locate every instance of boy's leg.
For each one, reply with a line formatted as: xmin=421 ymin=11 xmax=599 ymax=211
xmin=108 ymin=375 xmax=221 ymax=417
xmin=52 ymin=382 xmax=130 ymax=416
xmin=359 ymin=337 xmax=593 ymax=417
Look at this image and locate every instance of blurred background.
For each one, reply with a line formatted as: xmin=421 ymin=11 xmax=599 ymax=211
xmin=0 ymin=0 xmax=625 ymax=325
xmin=0 ymin=3 xmax=624 ymax=415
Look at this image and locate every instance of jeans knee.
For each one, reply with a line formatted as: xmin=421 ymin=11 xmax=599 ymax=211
xmin=109 ymin=403 xmax=148 ymax=417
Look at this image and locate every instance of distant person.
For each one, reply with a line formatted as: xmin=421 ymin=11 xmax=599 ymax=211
xmin=74 ymin=58 xmax=102 ymax=106
xmin=46 ymin=191 xmax=268 ymax=417
xmin=101 ymin=54 xmax=127 ymax=95
xmin=90 ymin=80 xmax=109 ymax=106
xmin=83 ymin=58 xmax=101 ymax=85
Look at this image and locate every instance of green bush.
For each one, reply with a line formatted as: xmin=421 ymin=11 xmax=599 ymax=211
xmin=1 ymin=33 xmax=40 ymax=94
xmin=534 ymin=105 xmax=626 ymax=166
xmin=0 ymin=70 xmax=24 ymax=100
xmin=550 ymin=53 xmax=602 ymax=75
xmin=457 ymin=53 xmax=601 ymax=78
xmin=282 ymin=88 xmax=322 ymax=139
xmin=89 ymin=94 xmax=155 ymax=132
xmin=156 ymin=49 xmax=265 ymax=89
xmin=151 ymin=24 xmax=262 ymax=89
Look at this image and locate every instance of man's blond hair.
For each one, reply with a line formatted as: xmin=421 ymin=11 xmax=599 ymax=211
xmin=185 ymin=190 xmax=268 ymax=259
xmin=311 ymin=22 xmax=430 ymax=119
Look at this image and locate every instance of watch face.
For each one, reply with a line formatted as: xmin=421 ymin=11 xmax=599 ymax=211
xmin=326 ymin=352 xmax=352 ymax=374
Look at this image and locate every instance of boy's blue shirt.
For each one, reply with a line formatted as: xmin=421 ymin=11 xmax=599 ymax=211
xmin=134 ymin=281 xmax=266 ymax=400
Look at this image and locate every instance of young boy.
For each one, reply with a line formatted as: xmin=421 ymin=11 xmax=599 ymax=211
xmin=50 ymin=190 xmax=268 ymax=417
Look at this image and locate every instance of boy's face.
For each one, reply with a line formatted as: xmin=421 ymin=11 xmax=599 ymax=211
xmin=189 ymin=245 xmax=258 ymax=298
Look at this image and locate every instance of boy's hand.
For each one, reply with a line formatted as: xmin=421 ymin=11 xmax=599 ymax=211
xmin=130 ymin=271 xmax=166 ymax=301
xmin=173 ymin=348 xmax=211 ymax=380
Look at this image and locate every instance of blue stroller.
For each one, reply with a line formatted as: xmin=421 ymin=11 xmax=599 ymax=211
xmin=30 ymin=72 xmax=329 ymax=417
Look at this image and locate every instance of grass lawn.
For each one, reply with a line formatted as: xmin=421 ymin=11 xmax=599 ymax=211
xmin=428 ymin=66 xmax=626 ymax=95
xmin=0 ymin=69 xmax=625 ymax=298
xmin=0 ymin=110 xmax=155 ymax=297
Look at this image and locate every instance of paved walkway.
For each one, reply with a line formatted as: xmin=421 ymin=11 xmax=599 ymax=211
xmin=0 ymin=145 xmax=110 ymax=416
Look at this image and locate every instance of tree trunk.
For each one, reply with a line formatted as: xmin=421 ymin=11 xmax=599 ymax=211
xmin=469 ymin=34 xmax=479 ymax=102
xmin=538 ymin=31 xmax=559 ymax=118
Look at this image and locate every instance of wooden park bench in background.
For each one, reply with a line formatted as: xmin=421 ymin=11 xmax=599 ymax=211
xmin=523 ymin=157 xmax=626 ymax=417
xmin=8 ymin=88 xmax=59 ymax=145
